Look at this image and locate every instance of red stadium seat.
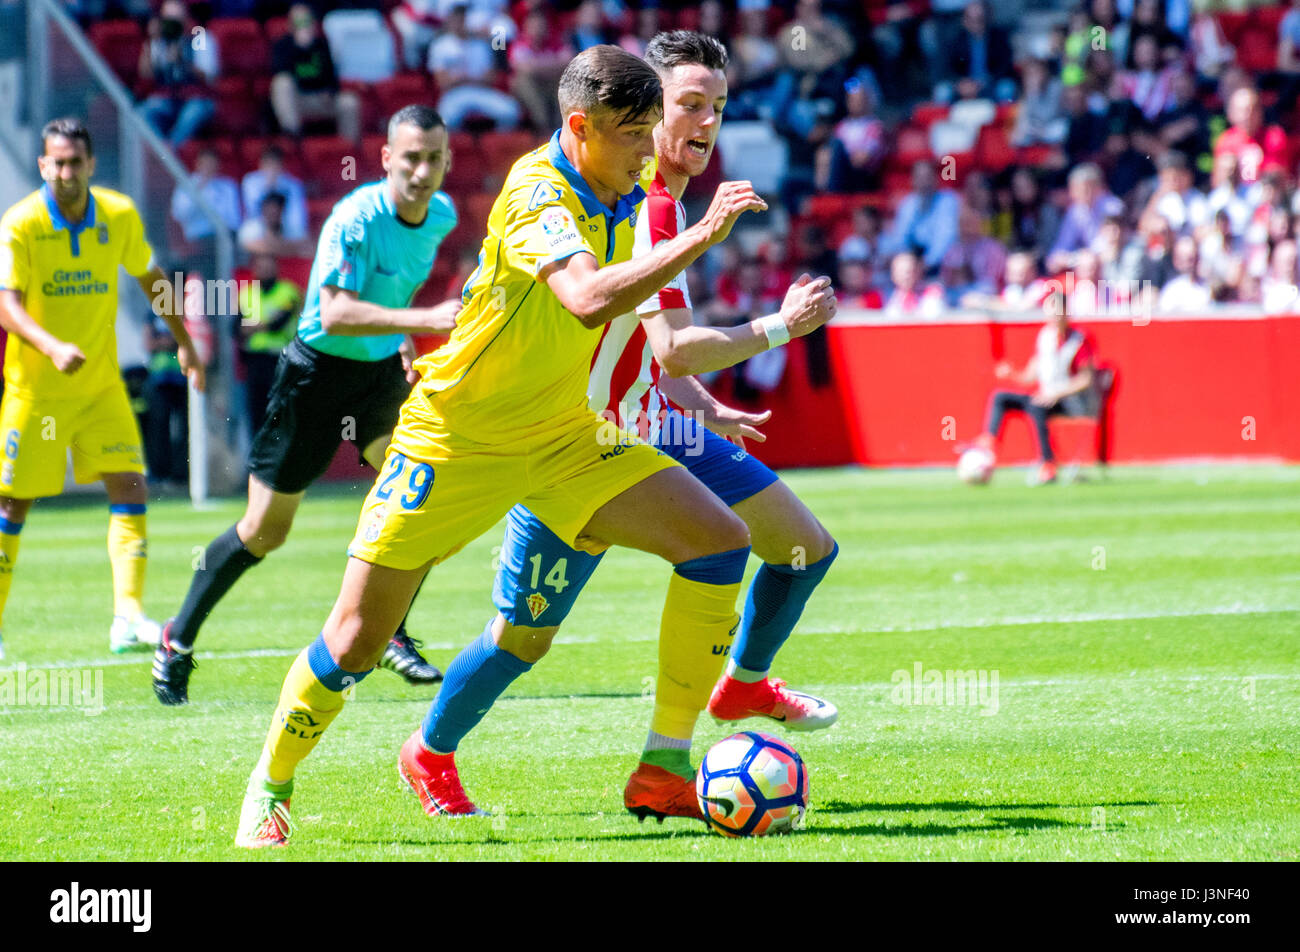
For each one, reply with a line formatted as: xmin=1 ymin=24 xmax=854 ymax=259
xmin=442 ymin=136 xmax=486 ymax=194
xmin=372 ymin=73 xmax=433 ymax=127
xmin=207 ymin=18 xmax=269 ymax=77
xmin=307 ymin=195 xmax=338 ymax=233
xmin=239 ymin=136 xmax=304 ymax=179
xmin=1016 ymin=144 xmax=1060 ymax=167
xmin=89 ymin=20 xmax=144 ymax=86
xmin=210 ymin=77 xmax=262 ymax=135
xmin=276 ymin=256 xmax=314 ymax=289
xmin=1216 ymin=12 xmax=1250 ymax=45
xmin=975 ymin=123 xmax=1016 ymax=173
xmin=360 ymin=134 xmax=387 ymax=180
xmin=910 ymin=102 xmax=949 ymax=129
xmin=894 ymin=125 xmax=932 ymax=166
xmin=300 ymin=135 xmax=358 ymax=189
xmin=1235 ymin=26 xmax=1278 ymax=74
xmin=480 ymin=130 xmax=545 ymax=178
xmin=175 ymin=139 xmax=237 ymax=175
xmin=265 ymin=16 xmax=291 ymax=44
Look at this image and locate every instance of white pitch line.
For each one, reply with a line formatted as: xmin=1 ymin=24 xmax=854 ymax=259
xmin=1 ymin=603 xmax=1296 ymax=674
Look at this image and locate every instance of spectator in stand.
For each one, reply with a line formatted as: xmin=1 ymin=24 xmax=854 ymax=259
xmin=1062 ymin=82 xmax=1109 ymax=169
xmin=728 ymin=2 xmax=784 ymax=120
xmin=1188 ymin=0 xmax=1235 ymax=85
xmin=1158 ymin=234 xmax=1211 ymax=311
xmin=1205 ymin=149 xmax=1258 ymax=238
xmin=142 ymin=318 xmax=189 ymax=487
xmin=429 ymin=1 xmax=523 ymax=130
xmin=815 ymin=76 xmax=887 ymax=194
xmin=1214 ymin=87 xmax=1289 ymax=186
xmin=568 ymin=0 xmax=611 ymax=52
xmin=391 ymin=1 xmax=442 ymax=71
xmin=940 ymin=204 xmax=1007 ymax=304
xmin=1048 ymin=163 xmax=1124 ymax=272
xmin=1118 ymin=34 xmax=1181 ymax=121
xmin=1198 ymin=207 xmax=1245 ymax=291
xmin=237 ymin=193 xmax=313 ymax=258
xmin=138 ymin=0 xmax=219 ymax=148
xmin=973 ymin=290 xmax=1099 ymax=485
xmin=790 ymin=224 xmax=837 ymax=387
xmin=508 ymin=8 xmax=573 ymax=133
xmin=1261 ymin=239 xmax=1300 ymax=312
xmin=170 ymin=146 xmax=241 ymax=244
xmin=1277 ymin=0 xmax=1300 ymax=114
xmin=771 ymin=0 xmax=856 ymax=137
xmin=1009 ymin=168 xmax=1063 ymax=265
xmin=1099 ymin=125 xmax=1156 ymax=205
xmin=837 ymin=260 xmax=883 ymax=309
xmin=1156 ymin=69 xmax=1212 ymax=169
xmin=1088 ymin=0 xmax=1127 ymax=70
xmin=1124 ymin=209 xmax=1177 ymax=288
xmin=838 ymin=205 xmax=886 ymax=285
xmin=618 ymin=3 xmax=661 ymax=58
xmin=1144 ymin=150 xmax=1209 ymax=236
xmin=241 ymin=145 xmax=308 ymax=246
xmin=238 ymin=253 xmax=303 ymax=437
xmin=271 ymin=4 xmax=362 ymax=143
xmin=1066 ymin=249 xmax=1103 ymax=315
xmin=873 ymin=0 xmax=931 ymax=100
xmin=880 ymin=160 xmax=960 ymax=276
xmin=883 ymin=251 xmax=945 ymax=319
xmin=964 ymin=250 xmax=1049 ymax=311
xmin=1123 ymin=0 xmax=1182 ymax=67
xmin=933 ymin=0 xmax=1017 ymax=103
xmin=1011 ymin=57 xmax=1067 ymax=147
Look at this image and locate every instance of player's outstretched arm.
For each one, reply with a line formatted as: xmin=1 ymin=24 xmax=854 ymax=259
xmin=320 ymin=286 xmax=460 ymax=336
xmin=140 ymin=266 xmax=206 ymax=392
xmin=643 ymin=273 xmax=837 ymax=378
xmin=656 ymin=373 xmax=770 ymax=448
xmin=541 ymin=181 xmax=767 ymax=329
xmin=0 ymin=288 xmax=85 ymax=374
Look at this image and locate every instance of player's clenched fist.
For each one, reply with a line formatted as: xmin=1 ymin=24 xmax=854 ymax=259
xmin=700 ymin=180 xmax=767 ymax=247
xmin=48 ymin=340 xmax=86 ymax=375
xmin=778 ymin=273 xmax=838 ymax=338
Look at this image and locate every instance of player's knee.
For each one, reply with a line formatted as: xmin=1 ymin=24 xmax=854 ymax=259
xmin=238 ymin=515 xmax=293 ymax=556
xmin=0 ymin=496 xmax=32 ymax=523
xmin=799 ymin=526 xmax=837 ymax=565
xmin=494 ymin=619 xmax=558 ymax=664
xmin=707 ymin=508 xmax=751 ymax=556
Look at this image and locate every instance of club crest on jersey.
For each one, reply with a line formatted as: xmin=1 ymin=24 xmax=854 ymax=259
xmin=525 ymin=591 xmax=549 ymax=621
xmin=528 ymin=181 xmax=562 ymax=210
xmin=96 ymin=224 xmax=109 ymax=244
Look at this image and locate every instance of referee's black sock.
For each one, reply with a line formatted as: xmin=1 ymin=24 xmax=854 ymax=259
xmin=170 ymin=524 xmax=263 ymax=650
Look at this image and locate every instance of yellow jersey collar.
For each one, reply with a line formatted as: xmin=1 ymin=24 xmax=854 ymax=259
xmin=546 ymin=130 xmax=644 ymax=229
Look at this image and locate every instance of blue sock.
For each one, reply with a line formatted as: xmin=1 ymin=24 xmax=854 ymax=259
xmin=421 ymin=621 xmax=533 ymax=753
xmin=733 ymin=542 xmax=839 ymax=675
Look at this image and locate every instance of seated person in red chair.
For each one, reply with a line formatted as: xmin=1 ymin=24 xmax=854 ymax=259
xmin=974 ymin=292 xmax=1097 ymax=485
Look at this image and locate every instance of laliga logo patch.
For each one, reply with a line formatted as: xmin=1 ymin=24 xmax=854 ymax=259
xmin=96 ymin=224 xmax=109 ymax=244
xmin=540 ymin=206 xmax=571 ymax=236
xmin=525 ymin=591 xmax=549 ymax=621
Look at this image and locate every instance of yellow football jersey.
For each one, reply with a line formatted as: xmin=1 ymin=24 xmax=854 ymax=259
xmin=0 ymin=185 xmax=153 ymax=401
xmin=408 ymin=131 xmax=646 ymax=445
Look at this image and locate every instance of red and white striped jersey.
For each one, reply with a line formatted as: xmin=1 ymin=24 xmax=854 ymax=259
xmin=586 ymin=170 xmax=692 ymax=443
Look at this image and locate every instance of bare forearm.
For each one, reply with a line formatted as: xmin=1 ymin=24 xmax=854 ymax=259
xmin=657 ymin=319 xmax=770 ymax=377
xmin=323 ymin=298 xmax=441 ymax=336
xmin=655 ymin=372 xmax=718 ymax=413
xmin=567 ymin=225 xmax=712 ymax=327
xmin=139 ymin=269 xmax=196 ymax=349
xmin=0 ymin=291 xmax=62 ymax=357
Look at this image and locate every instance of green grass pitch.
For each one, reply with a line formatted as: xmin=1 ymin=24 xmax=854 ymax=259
xmin=1 ymin=464 xmax=1296 ymax=861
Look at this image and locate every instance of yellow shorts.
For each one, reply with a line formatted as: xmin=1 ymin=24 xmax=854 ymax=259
xmin=0 ymin=384 xmax=146 ymax=499
xmin=348 ymin=410 xmax=678 ymax=571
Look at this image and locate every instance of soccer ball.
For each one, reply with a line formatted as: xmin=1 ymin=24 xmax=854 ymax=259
xmin=696 ymin=731 xmax=809 ymax=837
xmin=956 ymin=446 xmax=995 ymax=485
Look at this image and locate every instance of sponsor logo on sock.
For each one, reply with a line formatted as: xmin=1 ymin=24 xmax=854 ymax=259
xmin=282 ymin=709 xmax=324 ymax=739
xmin=49 ymin=882 xmax=151 ymax=932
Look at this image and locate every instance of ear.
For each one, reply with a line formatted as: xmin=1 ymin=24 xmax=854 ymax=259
xmin=566 ymin=110 xmax=589 ymax=141
xmin=381 ymin=142 xmax=391 ymax=174
xmin=87 ymin=155 xmax=97 ymax=179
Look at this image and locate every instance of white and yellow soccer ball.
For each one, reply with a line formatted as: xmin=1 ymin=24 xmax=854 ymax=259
xmin=696 ymin=731 xmax=809 ymax=837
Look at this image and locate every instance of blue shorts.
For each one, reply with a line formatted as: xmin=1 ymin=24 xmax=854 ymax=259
xmin=493 ymin=409 xmax=778 ymax=627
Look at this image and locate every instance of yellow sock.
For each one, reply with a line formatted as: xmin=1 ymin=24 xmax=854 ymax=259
xmin=650 ymin=570 xmax=742 ymax=741
xmin=260 ymin=640 xmax=361 ymax=784
xmin=0 ymin=520 xmax=23 ymax=628
xmin=107 ymin=507 xmax=147 ymax=619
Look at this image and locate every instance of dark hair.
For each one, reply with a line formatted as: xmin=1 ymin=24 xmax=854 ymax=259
xmin=262 ymin=144 xmax=286 ymax=162
xmin=41 ymin=117 xmax=93 ymax=157
xmin=387 ymin=104 xmax=446 ymax=140
xmin=644 ymin=30 xmax=729 ymax=75
xmin=260 ymin=191 xmax=287 ymax=211
xmin=558 ymin=45 xmax=662 ymax=125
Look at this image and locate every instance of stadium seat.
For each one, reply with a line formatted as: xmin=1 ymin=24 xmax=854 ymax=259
xmin=321 ymin=9 xmax=397 ymax=83
xmin=480 ymin=130 xmax=545 ymax=178
xmin=207 ymin=18 xmax=269 ymax=77
xmin=1048 ymin=364 xmax=1115 ymax=482
xmin=372 ymin=73 xmax=433 ymax=127
xmin=717 ymin=121 xmax=789 ymax=194
xmin=360 ymin=134 xmax=387 ymax=179
xmin=442 ymin=137 xmax=486 ymax=194
xmin=210 ymin=77 xmax=262 ymax=135
xmin=1016 ymin=144 xmax=1060 ymax=167
xmin=894 ymin=125 xmax=932 ymax=167
xmin=276 ymin=256 xmax=314 ymax=289
xmin=1235 ymin=26 xmax=1278 ymax=74
xmin=264 ymin=16 xmax=291 ymax=44
xmin=176 ymin=139 xmax=237 ymax=175
xmin=975 ymin=123 xmax=1016 ymax=173
xmin=300 ymin=136 xmax=359 ymax=189
xmin=238 ymin=136 xmax=304 ymax=179
xmin=89 ymin=20 xmax=144 ymax=87
xmin=910 ymin=102 xmax=949 ymax=129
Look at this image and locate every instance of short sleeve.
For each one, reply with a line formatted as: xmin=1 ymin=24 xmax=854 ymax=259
xmin=121 ymin=204 xmax=154 ymax=278
xmin=634 ymin=192 xmax=689 ymax=314
xmin=0 ymin=215 xmax=27 ymax=294
xmin=316 ymin=209 xmax=369 ymax=293
xmin=505 ymin=179 xmax=597 ymax=277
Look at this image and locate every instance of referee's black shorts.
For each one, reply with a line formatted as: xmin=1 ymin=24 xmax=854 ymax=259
xmin=247 ymin=336 xmax=412 ymax=494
